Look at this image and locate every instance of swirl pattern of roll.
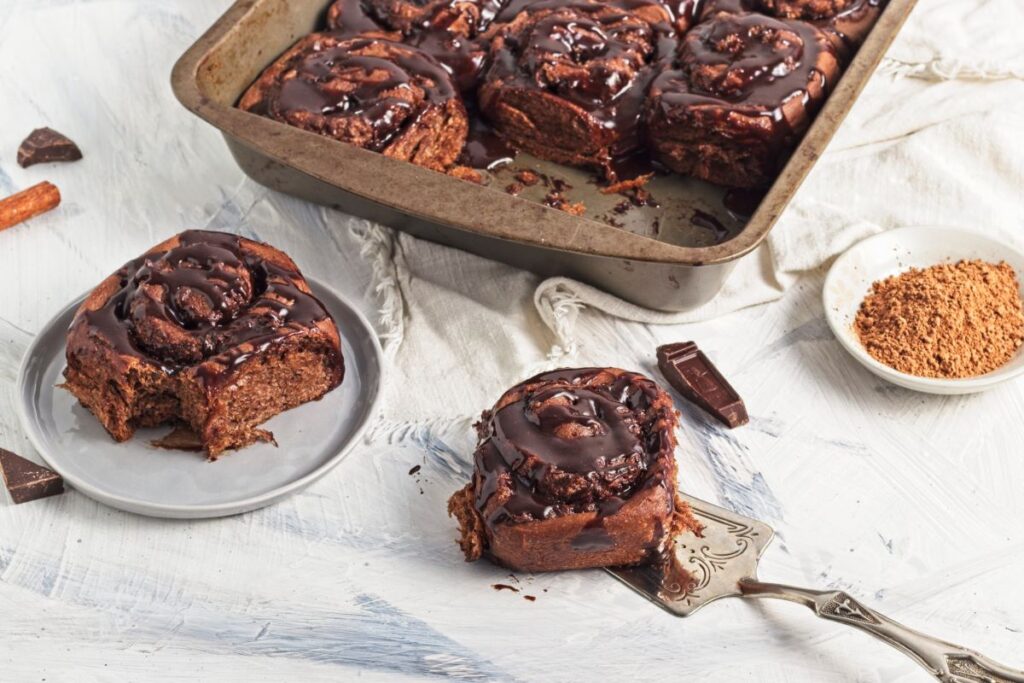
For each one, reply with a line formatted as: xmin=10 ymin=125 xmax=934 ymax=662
xmin=700 ymin=0 xmax=887 ymax=56
xmin=644 ymin=11 xmax=840 ymax=188
xmin=448 ymin=367 xmax=697 ymax=572
xmin=325 ymin=0 xmax=495 ymax=92
xmin=478 ymin=0 xmax=676 ymax=177
xmin=63 ymin=230 xmax=344 ymax=458
xmin=238 ymin=34 xmax=468 ymax=171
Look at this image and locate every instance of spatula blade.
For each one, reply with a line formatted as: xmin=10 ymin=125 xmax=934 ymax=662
xmin=608 ymin=493 xmax=774 ymax=617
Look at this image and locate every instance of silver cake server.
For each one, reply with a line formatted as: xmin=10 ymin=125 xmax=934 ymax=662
xmin=609 ymin=493 xmax=1024 ymax=682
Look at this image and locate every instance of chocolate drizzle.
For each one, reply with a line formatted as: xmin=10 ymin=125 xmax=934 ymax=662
xmin=257 ymin=37 xmax=457 ymax=153
xmin=72 ymin=231 xmax=336 ymax=389
xmin=473 ymin=368 xmax=675 ymax=527
xmin=326 ymin=0 xmax=494 ymax=91
xmin=701 ymin=0 xmax=885 ymax=54
xmin=661 ymin=13 xmax=828 ymax=108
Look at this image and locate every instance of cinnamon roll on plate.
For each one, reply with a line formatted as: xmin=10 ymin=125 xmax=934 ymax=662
xmin=63 ymin=230 xmax=345 ymax=459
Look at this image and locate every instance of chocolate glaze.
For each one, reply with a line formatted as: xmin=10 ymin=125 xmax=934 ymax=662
xmin=326 ymin=0 xmax=493 ymax=91
xmin=702 ymin=0 xmax=885 ymax=54
xmin=73 ymin=230 xmax=337 ymax=390
xmin=259 ymin=38 xmax=456 ymax=153
xmin=690 ymin=208 xmax=729 ymax=241
xmin=650 ymin=11 xmax=836 ymax=161
xmin=484 ymin=1 xmax=677 ymax=173
xmin=460 ymin=114 xmax=518 ymax=169
xmin=473 ymin=368 xmax=674 ymax=526
xmin=722 ymin=186 xmax=764 ymax=217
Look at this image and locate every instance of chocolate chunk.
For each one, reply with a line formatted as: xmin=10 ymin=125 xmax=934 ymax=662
xmin=0 ymin=448 xmax=64 ymax=504
xmin=657 ymin=342 xmax=748 ymax=428
xmin=17 ymin=128 xmax=83 ymax=168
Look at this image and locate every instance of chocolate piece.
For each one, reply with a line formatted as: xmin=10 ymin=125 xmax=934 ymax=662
xmin=17 ymin=128 xmax=83 ymax=168
xmin=0 ymin=448 xmax=64 ymax=504
xmin=657 ymin=342 xmax=748 ymax=428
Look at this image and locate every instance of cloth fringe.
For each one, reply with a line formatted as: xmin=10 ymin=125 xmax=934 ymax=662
xmin=352 ymin=220 xmax=405 ymax=358
xmin=532 ymin=280 xmax=585 ymax=366
xmin=877 ymin=57 xmax=1024 ymax=82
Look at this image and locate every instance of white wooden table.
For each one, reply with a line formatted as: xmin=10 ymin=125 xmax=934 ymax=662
xmin=1 ymin=1 xmax=1020 ymax=680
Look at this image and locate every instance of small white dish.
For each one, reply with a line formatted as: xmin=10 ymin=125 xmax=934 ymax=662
xmin=17 ymin=277 xmax=384 ymax=518
xmin=823 ymin=226 xmax=1024 ymax=395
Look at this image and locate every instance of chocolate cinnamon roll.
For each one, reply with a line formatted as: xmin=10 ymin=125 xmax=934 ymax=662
xmin=239 ymin=34 xmax=468 ymax=171
xmin=701 ymin=0 xmax=886 ymax=55
xmin=63 ymin=230 xmax=344 ymax=458
xmin=448 ymin=367 xmax=696 ymax=572
xmin=479 ymin=0 xmax=676 ymax=177
xmin=644 ymin=12 xmax=840 ymax=187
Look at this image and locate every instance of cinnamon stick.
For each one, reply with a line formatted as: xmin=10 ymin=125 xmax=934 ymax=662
xmin=0 ymin=181 xmax=61 ymax=232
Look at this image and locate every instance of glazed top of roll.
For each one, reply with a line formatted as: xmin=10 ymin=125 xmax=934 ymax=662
xmin=472 ymin=367 xmax=678 ymax=525
xmin=238 ymin=34 xmax=460 ymax=153
xmin=704 ymin=0 xmax=881 ymax=22
xmin=648 ymin=12 xmax=838 ymax=138
xmin=67 ymin=230 xmax=340 ymax=389
xmin=325 ymin=0 xmax=494 ymax=91
xmin=327 ymin=0 xmax=504 ymax=37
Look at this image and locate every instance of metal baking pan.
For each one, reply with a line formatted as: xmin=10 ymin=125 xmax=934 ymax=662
xmin=171 ymin=0 xmax=916 ymax=311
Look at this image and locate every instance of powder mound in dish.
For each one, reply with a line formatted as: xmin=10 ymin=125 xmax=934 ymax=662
xmin=853 ymin=259 xmax=1024 ymax=379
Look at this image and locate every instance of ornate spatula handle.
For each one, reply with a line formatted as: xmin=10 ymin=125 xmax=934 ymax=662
xmin=739 ymin=579 xmax=1024 ymax=682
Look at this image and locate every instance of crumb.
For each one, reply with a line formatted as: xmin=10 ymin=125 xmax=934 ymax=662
xmin=600 ymin=172 xmax=654 ymax=195
xmin=449 ymin=166 xmax=484 ymax=184
xmin=515 ymin=169 xmax=540 ymax=186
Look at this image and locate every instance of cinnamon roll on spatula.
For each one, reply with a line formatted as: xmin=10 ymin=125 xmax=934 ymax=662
xmin=448 ymin=367 xmax=700 ymax=572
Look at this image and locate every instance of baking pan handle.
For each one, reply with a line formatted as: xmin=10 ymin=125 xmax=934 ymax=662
xmin=740 ymin=579 xmax=1024 ymax=682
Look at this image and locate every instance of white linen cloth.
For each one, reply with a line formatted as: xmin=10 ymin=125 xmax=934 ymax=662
xmin=353 ymin=0 xmax=1024 ymax=418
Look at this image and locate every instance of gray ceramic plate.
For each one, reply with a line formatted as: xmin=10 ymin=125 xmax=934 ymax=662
xmin=16 ymin=277 xmax=384 ymax=519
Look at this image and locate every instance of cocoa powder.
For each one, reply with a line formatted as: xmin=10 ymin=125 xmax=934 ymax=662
xmin=853 ymin=260 xmax=1024 ymax=379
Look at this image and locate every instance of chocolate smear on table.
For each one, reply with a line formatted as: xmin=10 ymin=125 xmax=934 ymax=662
xmin=0 ymin=447 xmax=64 ymax=504
xmin=17 ymin=128 xmax=83 ymax=168
xmin=657 ymin=342 xmax=748 ymax=428
xmin=492 ymin=583 xmax=520 ymax=592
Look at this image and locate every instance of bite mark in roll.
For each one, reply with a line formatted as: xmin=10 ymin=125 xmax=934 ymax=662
xmin=644 ymin=11 xmax=840 ymax=187
xmin=239 ymin=34 xmax=468 ymax=171
xmin=448 ymin=367 xmax=698 ymax=572
xmin=479 ymin=1 xmax=676 ymax=178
